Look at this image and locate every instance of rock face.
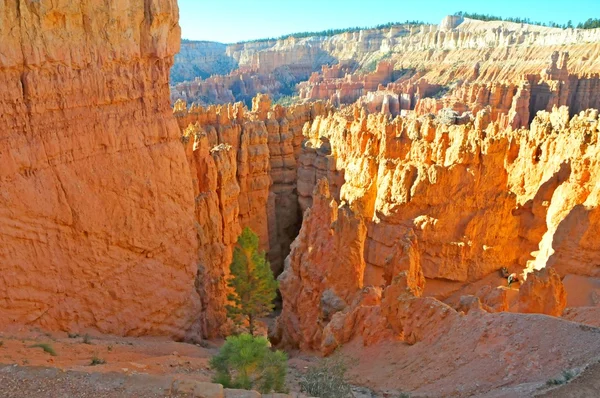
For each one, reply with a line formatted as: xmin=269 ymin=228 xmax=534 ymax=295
xmin=170 ymin=41 xmax=237 ymax=83
xmin=297 ymin=61 xmax=395 ymax=106
xmin=439 ymin=15 xmax=464 ymax=31
xmin=299 ymin=106 xmax=600 ymax=285
xmin=297 ymin=51 xmax=600 ymax=129
xmin=275 ymin=179 xmax=367 ymax=350
xmin=172 ymin=19 xmax=600 ymax=136
xmin=519 ymin=268 xmax=567 ymax=316
xmin=0 ymin=0 xmax=203 ymax=337
xmin=173 ymin=96 xmax=331 ymax=286
xmin=276 ymin=103 xmax=600 ymax=351
xmin=224 ymin=21 xmax=600 ymax=80
xmin=174 ymin=19 xmax=600 ymax=104
xmin=170 ymin=69 xmax=287 ymax=107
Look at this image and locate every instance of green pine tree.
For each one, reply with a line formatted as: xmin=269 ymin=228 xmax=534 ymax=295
xmin=226 ymin=227 xmax=277 ymax=335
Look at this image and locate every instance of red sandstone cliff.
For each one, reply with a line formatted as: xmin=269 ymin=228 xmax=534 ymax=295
xmin=0 ymin=0 xmax=205 ymax=337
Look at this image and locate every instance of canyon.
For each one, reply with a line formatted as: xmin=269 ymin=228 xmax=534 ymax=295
xmin=1 ymin=2 xmax=600 ymax=397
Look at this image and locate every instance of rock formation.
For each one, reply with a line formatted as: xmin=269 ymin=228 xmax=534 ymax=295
xmin=173 ymin=17 xmax=600 ymax=110
xmin=0 ymin=0 xmax=201 ymax=337
xmin=173 ymin=95 xmax=332 ymax=283
xmin=170 ymin=69 xmax=288 ymax=106
xmin=297 ymin=61 xmax=395 ymax=106
xmin=275 ymin=103 xmax=600 ymax=351
xmin=170 ymin=41 xmax=237 ymax=83
xmin=2 ymin=5 xmax=600 ymax=395
xmin=519 ymin=268 xmax=567 ymax=316
xmin=221 ymin=20 xmax=600 ymax=82
xmin=295 ymin=51 xmax=600 ymax=129
xmin=275 ymin=179 xmax=367 ymax=350
xmin=2 ymin=8 xmax=600 ymax=394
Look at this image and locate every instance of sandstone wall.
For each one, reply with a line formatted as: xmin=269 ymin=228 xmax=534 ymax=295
xmin=171 ymin=40 xmax=236 ymax=83
xmin=308 ymin=107 xmax=600 ymax=282
xmin=279 ymin=105 xmax=600 ymax=349
xmin=173 ymin=96 xmax=331 ymax=279
xmin=0 ymin=0 xmax=205 ymax=337
xmin=171 ymin=70 xmax=284 ymax=106
xmin=222 ymin=22 xmax=600 ymax=86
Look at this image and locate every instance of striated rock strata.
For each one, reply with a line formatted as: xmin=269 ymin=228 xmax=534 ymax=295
xmin=0 ymin=0 xmax=202 ymax=337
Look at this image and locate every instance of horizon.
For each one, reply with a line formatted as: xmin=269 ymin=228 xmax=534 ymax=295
xmin=178 ymin=0 xmax=597 ymax=43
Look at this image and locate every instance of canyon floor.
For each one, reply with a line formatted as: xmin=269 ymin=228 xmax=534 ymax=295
xmin=1 ymin=298 xmax=599 ymax=398
xmin=0 ymin=325 xmax=315 ymax=397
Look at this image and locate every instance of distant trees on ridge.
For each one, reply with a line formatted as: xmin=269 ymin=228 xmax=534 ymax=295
xmin=455 ymin=11 xmax=600 ymax=30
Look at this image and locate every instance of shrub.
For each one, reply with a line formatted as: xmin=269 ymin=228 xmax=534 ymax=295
xmin=30 ymin=343 xmax=57 ymax=356
xmin=546 ymin=369 xmax=575 ymax=386
xmin=82 ymin=334 xmax=92 ymax=345
xmin=89 ymin=356 xmax=106 ymax=366
xmin=299 ymin=357 xmax=353 ymax=398
xmin=210 ymin=334 xmax=287 ymax=393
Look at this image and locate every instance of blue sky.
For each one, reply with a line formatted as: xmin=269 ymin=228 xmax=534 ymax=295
xmin=179 ymin=0 xmax=596 ymax=43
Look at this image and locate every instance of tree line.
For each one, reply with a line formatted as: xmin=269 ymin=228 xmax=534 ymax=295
xmin=578 ymin=18 xmax=600 ymax=29
xmin=455 ymin=11 xmax=600 ymax=30
xmin=235 ymin=20 xmax=425 ymax=44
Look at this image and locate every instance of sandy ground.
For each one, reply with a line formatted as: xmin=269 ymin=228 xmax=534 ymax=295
xmin=1 ymin=275 xmax=600 ymax=397
xmin=0 ymin=326 xmax=217 ymax=382
xmin=0 ymin=325 xmax=325 ymax=397
xmin=562 ymin=275 xmax=600 ymax=307
xmin=0 ymin=365 xmax=190 ymax=398
xmin=535 ymin=360 xmax=600 ymax=398
xmin=0 ymin=317 xmax=599 ymax=397
xmin=340 ymin=311 xmax=600 ymax=397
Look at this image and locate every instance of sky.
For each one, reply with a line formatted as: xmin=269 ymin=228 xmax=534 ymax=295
xmin=178 ymin=0 xmax=596 ymax=43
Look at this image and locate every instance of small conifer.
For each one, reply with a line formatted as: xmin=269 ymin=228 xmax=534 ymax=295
xmin=226 ymin=227 xmax=278 ymax=335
